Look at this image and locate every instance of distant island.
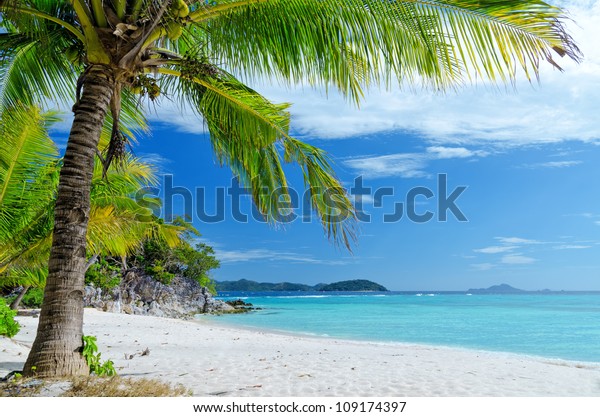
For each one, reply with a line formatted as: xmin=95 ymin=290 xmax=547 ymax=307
xmin=467 ymin=283 xmax=526 ymax=294
xmin=216 ymin=279 xmax=388 ymax=292
xmin=318 ymin=280 xmax=388 ymax=292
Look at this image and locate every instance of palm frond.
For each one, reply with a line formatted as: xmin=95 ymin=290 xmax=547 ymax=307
xmin=193 ymin=0 xmax=579 ymax=94
xmin=2 ymin=266 xmax=48 ymax=288
xmin=160 ymin=64 xmax=357 ymax=246
xmin=0 ymin=21 xmax=80 ymax=111
xmin=86 ymin=206 xmax=145 ymax=256
xmin=0 ymin=105 xmax=59 ymax=240
xmin=283 ymin=138 xmax=357 ymax=249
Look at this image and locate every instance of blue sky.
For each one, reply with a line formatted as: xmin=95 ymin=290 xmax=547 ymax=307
xmin=55 ymin=0 xmax=600 ymax=290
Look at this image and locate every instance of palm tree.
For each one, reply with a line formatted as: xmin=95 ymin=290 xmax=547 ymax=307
xmin=0 ymin=0 xmax=580 ymax=377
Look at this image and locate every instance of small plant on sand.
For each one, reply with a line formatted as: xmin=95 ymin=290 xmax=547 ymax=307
xmin=0 ymin=298 xmax=20 ymax=338
xmin=82 ymin=335 xmax=116 ymax=377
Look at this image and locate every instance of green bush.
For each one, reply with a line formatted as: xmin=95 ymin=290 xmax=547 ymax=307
xmin=21 ymin=287 xmax=44 ymax=308
xmin=145 ymin=262 xmax=175 ymax=285
xmin=129 ymin=233 xmax=219 ymax=293
xmin=85 ymin=259 xmax=121 ymax=291
xmin=0 ymin=298 xmax=20 ymax=338
xmin=174 ymin=243 xmax=219 ymax=294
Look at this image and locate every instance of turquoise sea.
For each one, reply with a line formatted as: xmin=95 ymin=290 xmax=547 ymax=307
xmin=209 ymin=292 xmax=600 ymax=363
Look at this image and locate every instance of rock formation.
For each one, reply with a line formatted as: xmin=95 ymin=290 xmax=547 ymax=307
xmin=84 ymin=269 xmax=233 ymax=319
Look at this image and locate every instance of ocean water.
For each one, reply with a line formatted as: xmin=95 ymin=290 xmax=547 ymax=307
xmin=207 ymin=292 xmax=600 ymax=363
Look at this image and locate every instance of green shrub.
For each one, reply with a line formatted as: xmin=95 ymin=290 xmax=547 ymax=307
xmin=174 ymin=243 xmax=219 ymax=294
xmin=145 ymin=262 xmax=175 ymax=285
xmin=85 ymin=259 xmax=121 ymax=291
xmin=0 ymin=298 xmax=20 ymax=338
xmin=129 ymin=234 xmax=219 ymax=292
xmin=21 ymin=287 xmax=44 ymax=308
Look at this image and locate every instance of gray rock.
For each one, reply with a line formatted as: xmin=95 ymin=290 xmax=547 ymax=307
xmin=83 ymin=269 xmax=230 ymax=319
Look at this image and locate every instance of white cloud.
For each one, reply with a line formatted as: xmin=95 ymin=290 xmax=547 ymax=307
xmin=495 ymin=237 xmax=543 ymax=245
xmin=578 ymin=213 xmax=596 ymax=218
xmin=564 ymin=213 xmax=600 ymax=227
xmin=137 ymin=153 xmax=172 ymax=174
xmin=471 ymin=232 xmax=596 ymax=267
xmin=520 ymin=160 xmax=583 ymax=169
xmin=425 ymin=146 xmax=489 ymax=159
xmin=470 ymin=263 xmax=495 ymax=271
xmin=344 ymin=146 xmax=489 ymax=178
xmin=474 ymin=245 xmax=518 ymax=254
xmin=353 ymin=194 xmax=375 ymax=205
xmin=147 ymin=101 xmax=208 ymax=135
xmin=553 ymin=244 xmax=591 ymax=250
xmin=215 ymin=248 xmax=349 ymax=265
xmin=501 ymin=254 xmax=537 ymax=264
xmin=344 ymin=153 xmax=429 ymax=178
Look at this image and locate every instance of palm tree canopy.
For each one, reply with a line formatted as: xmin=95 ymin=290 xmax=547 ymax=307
xmin=0 ymin=0 xmax=581 ymax=249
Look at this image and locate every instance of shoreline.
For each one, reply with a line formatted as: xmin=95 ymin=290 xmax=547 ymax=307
xmin=2 ymin=309 xmax=600 ymax=396
xmin=199 ymin=316 xmax=600 ymax=368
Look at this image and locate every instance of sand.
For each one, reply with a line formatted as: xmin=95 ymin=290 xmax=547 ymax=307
xmin=1 ymin=309 xmax=599 ymax=396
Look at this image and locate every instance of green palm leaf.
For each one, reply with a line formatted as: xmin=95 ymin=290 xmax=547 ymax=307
xmin=2 ymin=266 xmax=48 ymax=288
xmin=0 ymin=30 xmax=78 ymax=111
xmin=0 ymin=105 xmax=59 ymax=240
xmin=196 ymin=0 xmax=579 ymax=92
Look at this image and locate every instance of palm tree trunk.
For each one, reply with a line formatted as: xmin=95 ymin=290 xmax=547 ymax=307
xmin=9 ymin=286 xmax=30 ymax=310
xmin=23 ymin=65 xmax=115 ymax=377
xmin=85 ymin=253 xmax=99 ymax=272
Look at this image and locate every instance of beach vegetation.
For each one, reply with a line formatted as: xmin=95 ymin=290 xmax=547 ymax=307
xmin=1 ymin=376 xmax=191 ymax=397
xmin=0 ymin=104 xmax=188 ymax=308
xmin=0 ymin=298 xmax=20 ymax=338
xmin=62 ymin=376 xmax=191 ymax=397
xmin=81 ymin=335 xmax=116 ymax=377
xmin=4 ymin=287 xmax=45 ymax=310
xmin=145 ymin=261 xmax=176 ymax=285
xmin=0 ymin=0 xmax=580 ymax=378
xmin=18 ymin=287 xmax=44 ymax=309
xmin=0 ymin=104 xmax=219 ymax=302
xmin=130 ymin=229 xmax=219 ymax=293
xmin=84 ymin=259 xmax=122 ymax=292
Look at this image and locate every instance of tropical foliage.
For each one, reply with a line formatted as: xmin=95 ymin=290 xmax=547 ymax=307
xmin=0 ymin=0 xmax=580 ymax=377
xmin=0 ymin=297 xmax=20 ymax=337
xmin=0 ymin=104 xmax=201 ymax=303
xmin=130 ymin=231 xmax=219 ymax=292
xmin=82 ymin=335 xmax=116 ymax=377
xmin=0 ymin=105 xmax=59 ymax=278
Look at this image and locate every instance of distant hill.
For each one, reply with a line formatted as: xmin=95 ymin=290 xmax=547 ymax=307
xmin=467 ymin=283 xmax=525 ymax=294
xmin=319 ymin=279 xmax=388 ymax=292
xmin=216 ymin=279 xmax=388 ymax=292
xmin=216 ymin=279 xmax=313 ymax=292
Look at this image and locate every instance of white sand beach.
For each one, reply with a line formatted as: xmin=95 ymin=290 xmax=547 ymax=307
xmin=1 ymin=309 xmax=599 ymax=396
